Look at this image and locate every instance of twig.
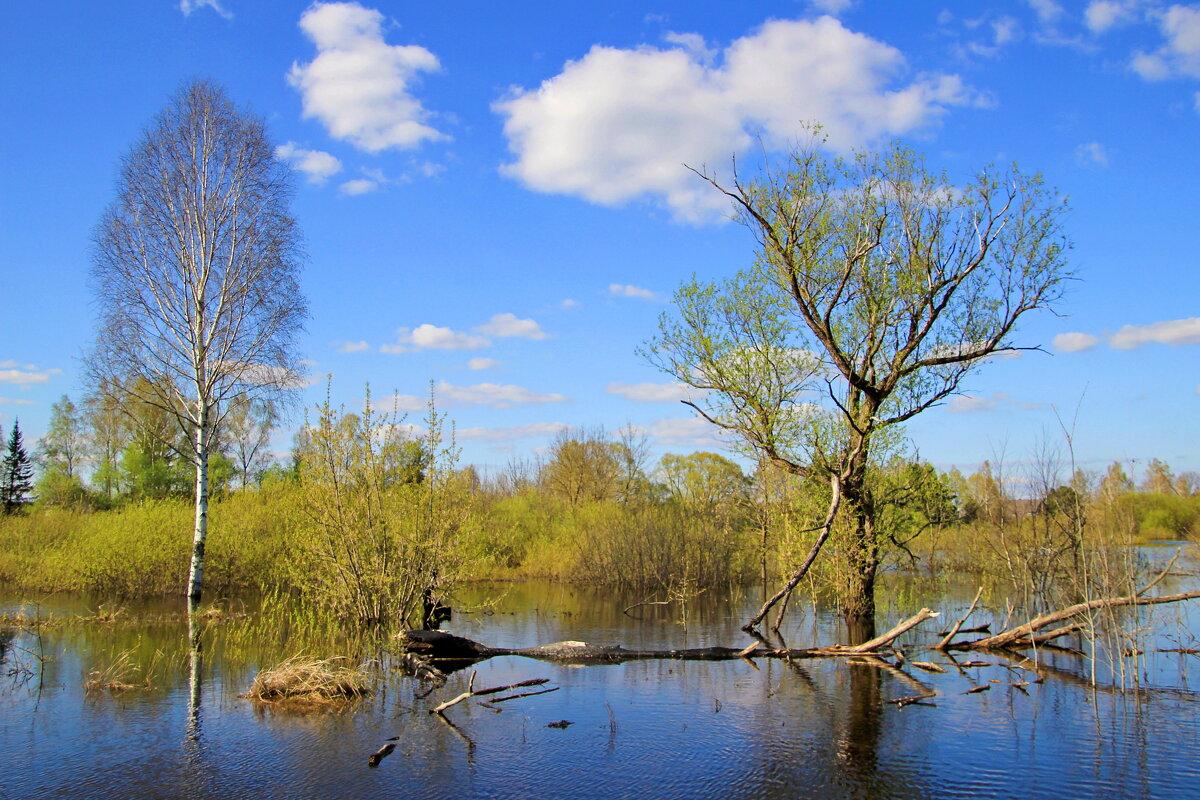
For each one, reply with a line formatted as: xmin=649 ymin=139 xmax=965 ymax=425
xmin=489 ymin=686 xmax=559 ymax=703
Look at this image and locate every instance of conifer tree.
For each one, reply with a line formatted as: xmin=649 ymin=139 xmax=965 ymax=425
xmin=2 ymin=420 xmax=35 ymax=513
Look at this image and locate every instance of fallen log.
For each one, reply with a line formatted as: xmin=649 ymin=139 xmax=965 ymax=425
xmin=401 ymin=609 xmax=941 ymax=665
xmin=367 ymin=743 xmax=396 ymax=768
xmin=957 ymin=590 xmax=1200 ymax=651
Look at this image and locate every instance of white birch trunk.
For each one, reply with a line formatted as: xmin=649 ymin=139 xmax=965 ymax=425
xmin=188 ymin=413 xmax=209 ymax=600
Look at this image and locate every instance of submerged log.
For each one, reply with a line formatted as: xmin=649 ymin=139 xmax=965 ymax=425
xmin=400 ymin=609 xmax=940 ymax=665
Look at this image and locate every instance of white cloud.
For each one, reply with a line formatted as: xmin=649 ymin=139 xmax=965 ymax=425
xmin=1053 ymin=332 xmax=1101 ymax=352
xmin=276 ymin=142 xmax=343 ymax=183
xmin=663 ymin=32 xmax=716 ymax=64
xmin=606 ymin=381 xmax=695 ymax=403
xmin=467 ymin=357 xmax=500 ymax=371
xmin=289 ymin=2 xmax=445 ymax=153
xmin=561 ymin=298 xmax=580 ymax=309
xmin=457 ymin=421 xmax=571 ymax=442
xmin=1076 ymin=141 xmax=1110 ymax=166
xmin=1109 ymin=317 xmax=1200 ymax=349
xmin=948 ymin=393 xmax=1010 ymax=413
xmin=647 ymin=416 xmax=730 ymax=447
xmin=0 ymin=397 xmax=34 ymax=405
xmin=180 ymin=0 xmax=232 ymax=20
xmin=495 ymin=17 xmax=976 ymax=221
xmin=809 ymin=0 xmax=855 ymax=14
xmin=339 ymin=178 xmax=379 ymax=195
xmin=392 ymin=381 xmax=569 ymax=409
xmin=338 ymin=340 xmax=370 ymax=353
xmin=1085 ymin=1 xmax=1139 ymax=33
xmin=1132 ymin=5 xmax=1200 ymax=80
xmin=1025 ymin=0 xmax=1065 ymax=25
xmin=477 ymin=312 xmax=549 ymax=340
xmin=381 ymin=324 xmax=490 ymax=353
xmin=609 ymin=283 xmax=661 ymax=301
xmin=0 ymin=368 xmax=56 ymax=386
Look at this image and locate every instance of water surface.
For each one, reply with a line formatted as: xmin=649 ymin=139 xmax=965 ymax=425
xmin=3 ymin=565 xmax=1200 ymax=799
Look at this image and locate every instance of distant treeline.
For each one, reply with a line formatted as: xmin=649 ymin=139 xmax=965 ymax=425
xmin=3 ymin=392 xmax=1197 ymax=620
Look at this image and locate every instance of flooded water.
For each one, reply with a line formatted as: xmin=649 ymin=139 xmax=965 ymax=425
xmin=4 ymin=559 xmax=1200 ymax=799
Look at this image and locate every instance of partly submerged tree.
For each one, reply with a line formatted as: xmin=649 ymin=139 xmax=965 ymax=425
xmin=88 ymin=79 xmax=307 ymax=602
xmin=2 ymin=420 xmax=35 ymax=514
xmin=648 ymin=134 xmax=1071 ymax=627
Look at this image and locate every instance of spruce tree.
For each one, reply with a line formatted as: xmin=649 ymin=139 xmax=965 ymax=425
xmin=2 ymin=420 xmax=35 ymax=513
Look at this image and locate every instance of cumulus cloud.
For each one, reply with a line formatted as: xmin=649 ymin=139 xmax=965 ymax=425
xmin=457 ymin=421 xmax=571 ymax=442
xmin=391 ymin=381 xmax=569 ymax=409
xmin=1109 ymin=317 xmax=1200 ymax=349
xmin=1085 ymin=0 xmax=1140 ymax=33
xmin=647 ymin=416 xmax=730 ymax=447
xmin=495 ymin=17 xmax=977 ymax=221
xmin=338 ymin=340 xmax=370 ymax=353
xmin=0 ymin=367 xmax=57 ymax=386
xmin=1025 ymin=0 xmax=1065 ymax=25
xmin=339 ymin=178 xmax=379 ymax=195
xmin=276 ymin=142 xmax=342 ymax=183
xmin=381 ymin=324 xmax=489 ymax=353
xmin=561 ymin=299 xmax=580 ymax=309
xmin=948 ymin=392 xmax=1010 ymax=413
xmin=1132 ymin=5 xmax=1200 ymax=81
xmin=606 ymin=381 xmax=695 ymax=402
xmin=609 ymin=283 xmax=662 ymax=301
xmin=180 ymin=0 xmax=232 ymax=20
xmin=467 ymin=357 xmax=500 ymax=370
xmin=809 ymin=0 xmax=855 ymax=14
xmin=289 ymin=2 xmax=445 ymax=153
xmin=1053 ymin=332 xmax=1101 ymax=352
xmin=478 ymin=312 xmax=549 ymax=340
xmin=1076 ymin=141 xmax=1110 ymax=167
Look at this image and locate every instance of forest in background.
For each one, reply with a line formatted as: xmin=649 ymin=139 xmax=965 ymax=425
xmin=2 ymin=385 xmax=1197 ymax=627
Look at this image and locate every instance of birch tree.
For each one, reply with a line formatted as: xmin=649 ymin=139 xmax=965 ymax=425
xmin=648 ymin=135 xmax=1070 ymax=627
xmin=88 ymin=80 xmax=307 ymax=602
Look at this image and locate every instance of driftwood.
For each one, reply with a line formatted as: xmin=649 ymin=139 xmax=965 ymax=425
xmin=430 ymin=674 xmax=552 ymax=716
xmin=367 ymin=742 xmax=396 ymax=767
xmin=955 ymin=589 xmax=1200 ymax=651
xmin=401 ymin=608 xmax=940 ymax=665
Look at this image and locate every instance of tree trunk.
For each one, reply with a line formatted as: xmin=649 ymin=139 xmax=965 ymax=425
xmin=188 ymin=414 xmax=209 ymax=601
xmin=839 ymin=446 xmax=878 ymax=623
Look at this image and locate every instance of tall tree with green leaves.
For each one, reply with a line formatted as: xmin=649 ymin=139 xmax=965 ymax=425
xmin=38 ymin=395 xmax=85 ymax=478
xmin=649 ymin=134 xmax=1071 ymax=628
xmin=87 ymin=80 xmax=308 ymax=602
xmin=2 ymin=420 xmax=35 ymax=514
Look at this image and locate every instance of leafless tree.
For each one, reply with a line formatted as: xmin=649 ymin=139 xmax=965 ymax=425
xmin=222 ymin=397 xmax=279 ymax=489
xmin=88 ymin=80 xmax=307 ymax=602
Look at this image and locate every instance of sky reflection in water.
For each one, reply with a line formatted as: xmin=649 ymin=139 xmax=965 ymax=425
xmin=3 ymin=573 xmax=1200 ymax=800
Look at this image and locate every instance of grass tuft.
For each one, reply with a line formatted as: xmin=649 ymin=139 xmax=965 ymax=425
xmin=243 ymin=655 xmax=370 ymax=704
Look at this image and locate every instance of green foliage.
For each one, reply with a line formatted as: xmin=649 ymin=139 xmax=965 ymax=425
xmin=38 ymin=395 xmax=85 ymax=478
xmin=290 ymin=388 xmax=474 ymax=624
xmin=658 ymin=451 xmax=750 ymax=511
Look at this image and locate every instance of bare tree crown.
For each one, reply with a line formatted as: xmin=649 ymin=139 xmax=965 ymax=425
xmin=90 ymin=79 xmax=307 ymax=456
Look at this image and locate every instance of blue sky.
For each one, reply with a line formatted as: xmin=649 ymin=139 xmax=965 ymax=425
xmin=1 ymin=0 xmax=1198 ymax=483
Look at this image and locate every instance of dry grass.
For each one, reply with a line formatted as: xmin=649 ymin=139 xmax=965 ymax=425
xmin=85 ymin=648 xmax=162 ymax=693
xmin=243 ymin=655 xmax=370 ymax=704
